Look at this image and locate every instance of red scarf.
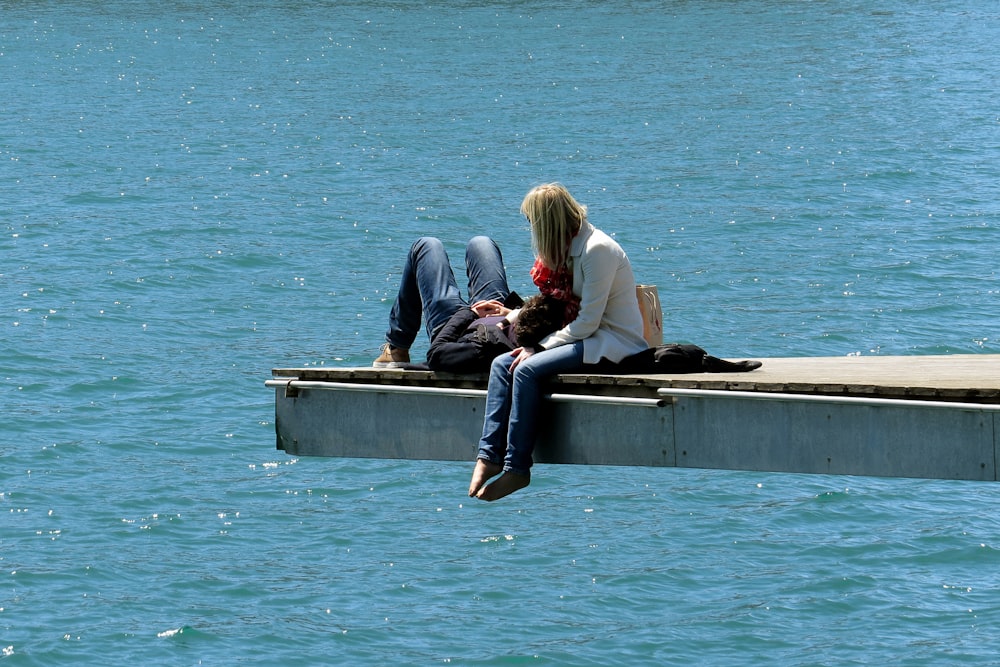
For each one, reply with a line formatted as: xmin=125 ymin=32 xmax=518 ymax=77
xmin=530 ymin=258 xmax=581 ymax=326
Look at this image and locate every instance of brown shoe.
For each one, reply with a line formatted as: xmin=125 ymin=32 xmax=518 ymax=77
xmin=373 ymin=343 xmax=410 ymax=368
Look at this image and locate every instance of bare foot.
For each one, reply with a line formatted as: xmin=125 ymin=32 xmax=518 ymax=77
xmin=469 ymin=459 xmax=502 ymax=497
xmin=476 ymin=471 xmax=530 ymax=502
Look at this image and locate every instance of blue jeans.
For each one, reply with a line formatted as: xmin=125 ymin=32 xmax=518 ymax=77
xmin=477 ymin=341 xmax=586 ymax=475
xmin=386 ymin=236 xmax=510 ymax=349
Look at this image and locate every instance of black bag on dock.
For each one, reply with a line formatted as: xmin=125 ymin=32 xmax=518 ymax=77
xmin=604 ymin=344 xmax=762 ymax=374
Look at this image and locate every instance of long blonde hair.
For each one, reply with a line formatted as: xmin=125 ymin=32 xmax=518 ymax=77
xmin=521 ymin=183 xmax=586 ymax=269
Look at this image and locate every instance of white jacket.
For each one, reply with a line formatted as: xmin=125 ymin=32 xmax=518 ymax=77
xmin=538 ymin=221 xmax=649 ymax=364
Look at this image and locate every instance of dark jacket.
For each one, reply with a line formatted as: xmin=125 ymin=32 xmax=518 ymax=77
xmin=594 ymin=344 xmax=762 ymax=374
xmin=425 ymin=307 xmax=518 ymax=373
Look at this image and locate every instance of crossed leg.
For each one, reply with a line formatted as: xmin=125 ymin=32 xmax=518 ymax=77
xmin=468 ymin=459 xmax=502 ymax=497
xmin=476 ymin=471 xmax=530 ymax=502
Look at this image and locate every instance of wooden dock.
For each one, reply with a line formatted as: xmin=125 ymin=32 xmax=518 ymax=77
xmin=268 ymin=354 xmax=1000 ymax=482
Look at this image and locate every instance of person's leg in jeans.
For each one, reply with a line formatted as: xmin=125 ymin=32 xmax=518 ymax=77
xmin=377 ymin=237 xmax=464 ymax=366
xmin=464 ymin=236 xmax=510 ymax=304
xmin=470 ymin=342 xmax=586 ymax=500
xmin=469 ymin=350 xmax=516 ymax=494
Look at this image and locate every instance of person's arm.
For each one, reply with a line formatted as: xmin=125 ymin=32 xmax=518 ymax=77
xmin=538 ymin=241 xmax=619 ymax=349
xmin=470 ymin=299 xmax=510 ymax=318
xmin=430 ymin=307 xmax=477 ymax=346
xmin=427 ymin=307 xmax=481 ymax=371
xmin=427 ymin=309 xmax=515 ymax=373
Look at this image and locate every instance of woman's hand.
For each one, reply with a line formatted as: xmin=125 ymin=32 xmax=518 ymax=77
xmin=471 ymin=299 xmax=509 ymax=318
xmin=508 ymin=346 xmax=534 ymax=372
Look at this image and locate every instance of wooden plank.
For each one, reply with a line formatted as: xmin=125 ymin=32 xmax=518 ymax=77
xmin=273 ymin=354 xmax=1000 ymax=403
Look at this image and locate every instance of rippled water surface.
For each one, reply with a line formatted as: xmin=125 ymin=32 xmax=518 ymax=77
xmin=3 ymin=1 xmax=1000 ymax=664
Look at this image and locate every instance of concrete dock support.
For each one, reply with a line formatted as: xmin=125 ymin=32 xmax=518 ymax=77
xmin=269 ymin=374 xmax=1000 ymax=481
xmin=663 ymin=390 xmax=996 ymax=481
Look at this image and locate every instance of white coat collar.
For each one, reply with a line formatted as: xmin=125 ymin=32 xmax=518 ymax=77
xmin=569 ymin=220 xmax=595 ymax=258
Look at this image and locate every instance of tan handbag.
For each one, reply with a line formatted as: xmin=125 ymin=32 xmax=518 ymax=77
xmin=636 ymin=284 xmax=663 ymax=348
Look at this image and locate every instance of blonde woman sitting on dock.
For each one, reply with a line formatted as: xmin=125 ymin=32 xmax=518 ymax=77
xmin=469 ymin=183 xmax=649 ymax=501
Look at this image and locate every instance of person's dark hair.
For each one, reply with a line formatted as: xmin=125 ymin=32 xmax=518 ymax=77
xmin=514 ymin=294 xmax=566 ymax=350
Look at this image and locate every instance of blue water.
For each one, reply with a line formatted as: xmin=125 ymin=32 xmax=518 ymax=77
xmin=4 ymin=0 xmax=1000 ymax=664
